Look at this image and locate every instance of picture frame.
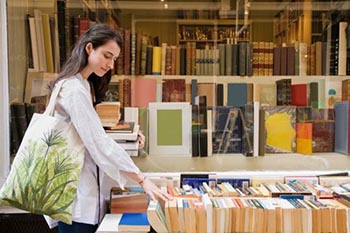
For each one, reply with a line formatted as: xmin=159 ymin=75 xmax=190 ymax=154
xmin=24 ymin=71 xmax=57 ymax=103
xmin=149 ymin=102 xmax=192 ymax=156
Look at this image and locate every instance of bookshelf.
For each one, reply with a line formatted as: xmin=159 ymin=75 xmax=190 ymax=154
xmin=273 ymin=0 xmax=312 ymax=46
xmin=4 ymin=0 xmax=350 ymax=175
xmin=176 ymin=19 xmax=251 ymax=47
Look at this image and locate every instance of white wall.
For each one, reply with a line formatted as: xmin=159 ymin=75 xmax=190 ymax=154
xmin=0 ymin=0 xmax=10 ymax=185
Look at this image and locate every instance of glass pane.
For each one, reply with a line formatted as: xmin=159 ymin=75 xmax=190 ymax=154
xmin=5 ymin=0 xmax=350 ymax=172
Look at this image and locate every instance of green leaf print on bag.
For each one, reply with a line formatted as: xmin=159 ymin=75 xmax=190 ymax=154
xmin=0 ymin=130 xmax=82 ymax=224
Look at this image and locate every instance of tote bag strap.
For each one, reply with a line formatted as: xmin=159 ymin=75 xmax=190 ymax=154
xmin=44 ymin=79 xmax=66 ymax=117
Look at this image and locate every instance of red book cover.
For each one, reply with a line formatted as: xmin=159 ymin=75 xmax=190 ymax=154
xmin=162 ymin=79 xmax=186 ymax=102
xmin=292 ymin=84 xmax=308 ymax=106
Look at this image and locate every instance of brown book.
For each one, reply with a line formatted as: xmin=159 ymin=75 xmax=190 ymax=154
xmin=273 ymin=47 xmax=281 ymax=75
xmin=124 ymin=29 xmax=131 ymax=75
xmin=287 ymin=46 xmax=295 ymax=75
xmin=165 ymin=46 xmax=172 ymax=75
xmin=123 ymin=78 xmax=131 ymax=107
xmin=116 ymin=29 xmax=124 ymax=75
xmin=162 ymin=79 xmax=186 ymax=102
xmin=118 ymin=79 xmax=124 ymax=108
xmin=197 ymin=83 xmax=216 ymax=107
xmin=135 ymin=32 xmax=143 ymax=75
xmin=186 ymin=42 xmax=192 ymax=75
xmin=78 ymin=17 xmax=89 ymax=36
xmin=312 ymin=121 xmax=335 ymax=152
xmin=171 ymin=45 xmax=176 ymax=75
xmin=280 ymin=47 xmax=288 ymax=75
xmin=110 ymin=187 xmax=148 ymax=214
xmin=342 ymin=79 xmax=350 ymax=101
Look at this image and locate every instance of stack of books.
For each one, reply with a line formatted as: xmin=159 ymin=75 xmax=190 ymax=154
xmin=106 ymin=122 xmax=140 ymax=156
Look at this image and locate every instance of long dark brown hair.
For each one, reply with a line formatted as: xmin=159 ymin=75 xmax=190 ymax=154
xmin=52 ymin=24 xmax=122 ymax=88
xmin=88 ymin=70 xmax=112 ymax=105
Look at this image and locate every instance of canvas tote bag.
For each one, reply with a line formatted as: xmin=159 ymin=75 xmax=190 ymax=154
xmin=0 ymin=80 xmax=85 ymax=224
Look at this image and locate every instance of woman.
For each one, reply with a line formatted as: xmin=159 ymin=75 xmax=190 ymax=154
xmin=48 ymin=24 xmax=171 ymax=233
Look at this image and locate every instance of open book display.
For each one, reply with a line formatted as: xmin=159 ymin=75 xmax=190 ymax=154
xmin=144 ymin=176 xmax=350 ymax=233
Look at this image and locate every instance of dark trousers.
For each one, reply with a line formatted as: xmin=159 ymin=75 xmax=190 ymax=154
xmin=58 ymin=221 xmax=98 ymax=233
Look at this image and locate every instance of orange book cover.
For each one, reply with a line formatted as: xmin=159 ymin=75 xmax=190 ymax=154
xmin=296 ymin=122 xmax=312 ymax=155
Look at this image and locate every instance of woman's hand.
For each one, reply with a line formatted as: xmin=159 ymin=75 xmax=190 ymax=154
xmin=138 ymin=131 xmax=145 ymax=149
xmin=121 ymin=171 xmax=172 ymax=202
xmin=140 ymin=177 xmax=173 ymax=202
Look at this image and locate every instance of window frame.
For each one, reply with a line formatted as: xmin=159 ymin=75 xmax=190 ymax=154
xmin=0 ymin=0 xmax=10 ymax=185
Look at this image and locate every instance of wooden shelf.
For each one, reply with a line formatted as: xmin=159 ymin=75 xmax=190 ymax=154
xmin=111 ymin=74 xmax=350 ymax=85
xmin=133 ymin=153 xmax=350 ymax=173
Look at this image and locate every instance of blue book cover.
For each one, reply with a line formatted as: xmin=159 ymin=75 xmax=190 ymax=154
xmin=119 ymin=213 xmax=150 ymax=226
xmin=182 ymin=178 xmax=216 ymax=188
xmin=227 ymin=83 xmax=248 ymax=107
xmin=280 ymin=195 xmax=305 ymax=200
xmin=334 ymin=101 xmax=350 ymax=154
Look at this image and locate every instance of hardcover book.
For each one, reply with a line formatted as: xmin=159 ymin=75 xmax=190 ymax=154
xmin=276 ymin=79 xmax=292 ymax=106
xmin=334 ymin=101 xmax=350 ymax=154
xmin=131 ymin=78 xmax=157 ymax=108
xmin=118 ymin=213 xmax=150 ymax=232
xmin=162 ymin=79 xmax=186 ymax=102
xmin=296 ymin=123 xmax=312 ymax=155
xmin=211 ymin=106 xmax=243 ymax=154
xmin=312 ymin=121 xmax=335 ymax=153
xmin=262 ymin=106 xmax=296 ymax=153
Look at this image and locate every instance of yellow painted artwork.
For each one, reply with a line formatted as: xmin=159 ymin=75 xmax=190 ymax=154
xmin=265 ymin=112 xmax=296 ymax=152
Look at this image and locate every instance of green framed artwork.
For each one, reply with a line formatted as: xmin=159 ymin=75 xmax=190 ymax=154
xmin=149 ymin=102 xmax=191 ymax=156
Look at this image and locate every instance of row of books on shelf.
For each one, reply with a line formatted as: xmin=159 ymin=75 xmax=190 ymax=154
xmin=103 ymin=76 xmax=350 ymax=156
xmin=111 ymin=19 xmax=350 ymax=76
xmin=27 ymin=6 xmax=350 ymax=78
xmin=11 ymin=76 xmax=350 ymax=157
xmin=148 ymin=195 xmax=350 ymax=233
xmin=112 ymin=174 xmax=350 ymax=233
xmin=116 ymin=77 xmax=348 ymax=110
xmin=28 ymin=3 xmax=118 ymax=73
xmin=113 ymin=37 xmax=350 ymax=77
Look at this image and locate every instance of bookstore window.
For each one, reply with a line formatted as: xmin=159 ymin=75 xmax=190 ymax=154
xmin=4 ymin=0 xmax=350 ymax=174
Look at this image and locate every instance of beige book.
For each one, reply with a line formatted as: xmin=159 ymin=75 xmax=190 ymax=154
xmin=184 ymin=199 xmax=196 ymax=233
xmin=41 ymin=13 xmax=54 ymax=73
xmin=95 ymin=102 xmax=120 ymax=127
xmin=197 ymin=83 xmax=216 ymax=107
xmin=319 ymin=176 xmax=350 ymax=187
xmin=34 ymin=9 xmax=47 ymax=71
xmin=147 ymin=200 xmax=169 ymax=233
xmin=28 ymin=17 xmax=39 ymax=71
xmin=195 ymin=201 xmax=207 ymax=233
xmin=339 ymin=22 xmax=348 ymax=76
